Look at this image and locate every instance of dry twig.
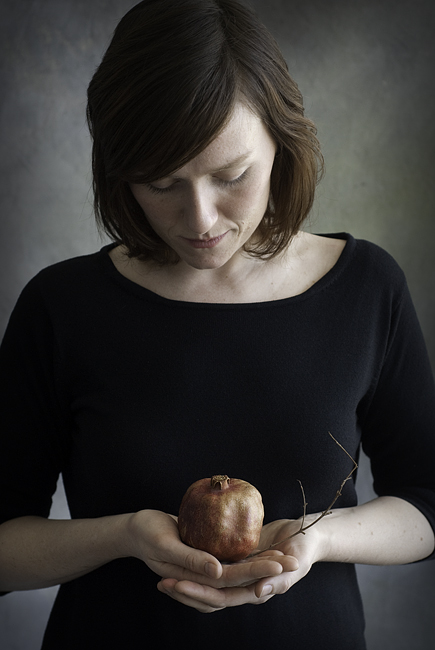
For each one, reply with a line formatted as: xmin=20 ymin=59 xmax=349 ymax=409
xmin=249 ymin=432 xmax=358 ymax=557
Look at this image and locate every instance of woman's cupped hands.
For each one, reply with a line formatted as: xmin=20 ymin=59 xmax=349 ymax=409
xmin=126 ymin=510 xmax=324 ymax=613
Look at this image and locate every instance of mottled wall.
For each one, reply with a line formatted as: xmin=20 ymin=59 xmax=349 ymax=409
xmin=1 ymin=1 xmax=434 ymax=648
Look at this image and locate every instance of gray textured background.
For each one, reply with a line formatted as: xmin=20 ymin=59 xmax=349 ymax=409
xmin=1 ymin=0 xmax=434 ymax=648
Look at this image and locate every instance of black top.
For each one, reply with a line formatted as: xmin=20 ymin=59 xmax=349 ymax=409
xmin=1 ymin=233 xmax=435 ymax=649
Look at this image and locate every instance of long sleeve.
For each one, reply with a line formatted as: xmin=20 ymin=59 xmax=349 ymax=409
xmin=0 ymin=277 xmax=70 ymax=525
xmin=359 ymin=278 xmax=435 ymax=537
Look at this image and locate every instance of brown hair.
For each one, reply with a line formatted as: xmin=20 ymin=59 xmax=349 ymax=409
xmin=87 ymin=0 xmax=324 ymax=263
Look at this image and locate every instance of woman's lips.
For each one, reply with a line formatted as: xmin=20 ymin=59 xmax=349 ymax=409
xmin=182 ymin=232 xmax=228 ymax=249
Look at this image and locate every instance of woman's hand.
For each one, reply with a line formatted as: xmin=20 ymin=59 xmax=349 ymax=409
xmin=155 ymin=516 xmax=322 ymax=613
xmin=248 ymin=517 xmax=325 ymax=596
xmin=126 ymin=510 xmax=300 ymax=612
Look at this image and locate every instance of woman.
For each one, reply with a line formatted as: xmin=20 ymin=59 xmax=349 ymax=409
xmin=1 ymin=1 xmax=434 ymax=648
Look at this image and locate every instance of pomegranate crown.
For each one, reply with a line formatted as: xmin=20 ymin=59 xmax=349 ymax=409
xmin=210 ymin=475 xmax=230 ymax=489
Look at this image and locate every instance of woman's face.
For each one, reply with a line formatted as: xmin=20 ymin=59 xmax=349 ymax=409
xmin=130 ymin=102 xmax=277 ymax=271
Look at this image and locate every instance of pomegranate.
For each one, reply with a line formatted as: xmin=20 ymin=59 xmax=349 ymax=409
xmin=178 ymin=475 xmax=264 ymax=562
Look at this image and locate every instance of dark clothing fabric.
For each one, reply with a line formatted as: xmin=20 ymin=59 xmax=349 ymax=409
xmin=1 ymin=233 xmax=435 ymax=649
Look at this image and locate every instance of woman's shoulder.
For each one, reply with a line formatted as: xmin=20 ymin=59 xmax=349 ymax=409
xmin=11 ymin=246 xmax=113 ymax=316
xmin=27 ymin=246 xmax=112 ymax=289
xmin=350 ymin=235 xmax=407 ymax=287
xmin=296 ymin=232 xmax=408 ymax=303
xmin=307 ymin=231 xmax=406 ymax=282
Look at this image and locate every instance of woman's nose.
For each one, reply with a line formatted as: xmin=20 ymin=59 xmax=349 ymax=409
xmin=184 ymin=185 xmax=219 ymax=235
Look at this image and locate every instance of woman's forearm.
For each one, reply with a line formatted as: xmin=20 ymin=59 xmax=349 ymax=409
xmin=0 ymin=514 xmax=131 ymax=591
xmin=316 ymin=496 xmax=435 ymax=565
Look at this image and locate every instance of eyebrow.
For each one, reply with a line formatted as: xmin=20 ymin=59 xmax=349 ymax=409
xmin=142 ymin=151 xmax=254 ymax=186
xmin=211 ymin=151 xmax=253 ymax=173
xmin=160 ymin=151 xmax=253 ymax=181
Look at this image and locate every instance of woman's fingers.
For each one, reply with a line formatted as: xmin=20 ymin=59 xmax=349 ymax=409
xmin=220 ymin=553 xmax=298 ymax=587
xmin=160 ymin=542 xmax=223 ymax=580
xmin=253 ymin=569 xmax=298 ymax=598
xmin=155 ymin=536 xmax=298 ymax=587
xmin=157 ymin=579 xmax=226 ymax=613
xmin=157 ymin=577 xmax=275 ymax=612
xmin=136 ymin=511 xmax=223 ymax=580
xmin=156 ymin=551 xmax=303 ymax=612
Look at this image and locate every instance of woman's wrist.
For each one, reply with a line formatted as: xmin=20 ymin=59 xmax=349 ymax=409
xmin=120 ymin=510 xmax=151 ymax=560
xmin=293 ymin=511 xmax=335 ymax=564
xmin=308 ymin=507 xmax=353 ymax=563
xmin=120 ymin=509 xmax=179 ymax=563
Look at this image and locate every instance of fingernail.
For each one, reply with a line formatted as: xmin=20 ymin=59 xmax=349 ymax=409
xmin=205 ymin=561 xmax=221 ymax=577
xmin=260 ymin=585 xmax=273 ymax=598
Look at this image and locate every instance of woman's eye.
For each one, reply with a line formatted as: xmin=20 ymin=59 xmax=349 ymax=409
xmin=145 ymin=169 xmax=249 ymax=195
xmin=146 ymin=182 xmax=175 ymax=195
xmin=216 ymin=169 xmax=249 ymax=188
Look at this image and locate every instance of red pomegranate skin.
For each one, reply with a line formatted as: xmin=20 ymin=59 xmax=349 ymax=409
xmin=178 ymin=475 xmax=264 ymax=562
